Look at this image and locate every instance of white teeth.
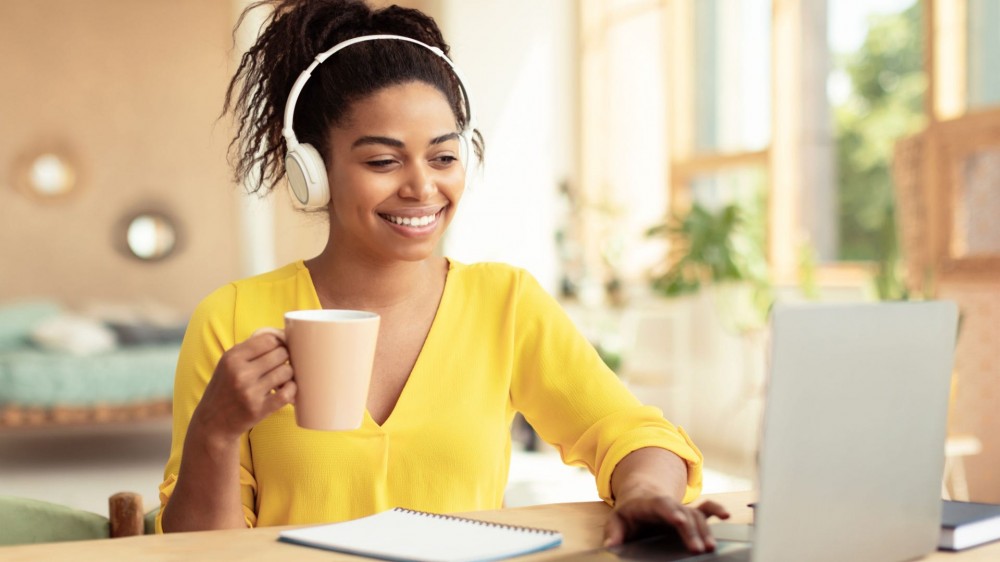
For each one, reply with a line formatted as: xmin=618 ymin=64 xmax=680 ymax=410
xmin=384 ymin=212 xmax=437 ymax=227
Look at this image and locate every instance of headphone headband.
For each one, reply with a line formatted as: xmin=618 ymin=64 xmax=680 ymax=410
xmin=280 ymin=34 xmax=477 ymax=210
xmin=281 ymin=34 xmax=475 ymax=148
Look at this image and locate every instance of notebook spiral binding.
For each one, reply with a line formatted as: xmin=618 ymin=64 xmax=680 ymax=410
xmin=392 ymin=507 xmax=559 ymax=535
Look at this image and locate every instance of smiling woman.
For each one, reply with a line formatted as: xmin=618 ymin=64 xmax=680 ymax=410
xmin=157 ymin=0 xmax=719 ymax=554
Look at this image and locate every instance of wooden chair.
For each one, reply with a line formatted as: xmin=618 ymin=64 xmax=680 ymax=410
xmin=108 ymin=492 xmax=146 ymax=538
xmin=892 ymin=108 xmax=1000 ymax=502
xmin=0 ymin=491 xmax=145 ymax=545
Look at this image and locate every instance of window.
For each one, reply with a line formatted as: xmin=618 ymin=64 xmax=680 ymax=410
xmin=580 ymin=0 xmax=1000 ymax=293
xmin=934 ymin=0 xmax=1000 ymax=117
xmin=692 ymin=0 xmax=771 ymax=154
xmin=965 ymin=0 xmax=1000 ymax=110
xmin=828 ymin=0 xmax=925 ymax=301
xmin=578 ymin=0 xmax=669 ymax=287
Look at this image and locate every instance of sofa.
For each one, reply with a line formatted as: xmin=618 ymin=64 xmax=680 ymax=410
xmin=0 ymin=300 xmax=182 ymax=427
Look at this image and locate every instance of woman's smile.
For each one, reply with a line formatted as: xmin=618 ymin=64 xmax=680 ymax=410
xmin=378 ymin=207 xmax=446 ymax=236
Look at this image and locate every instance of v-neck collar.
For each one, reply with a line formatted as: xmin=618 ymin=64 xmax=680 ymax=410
xmin=298 ymin=258 xmax=457 ymax=431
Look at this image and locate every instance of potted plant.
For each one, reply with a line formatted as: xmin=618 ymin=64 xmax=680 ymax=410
xmin=642 ymin=202 xmax=772 ymax=477
xmin=646 ymin=202 xmax=772 ymax=328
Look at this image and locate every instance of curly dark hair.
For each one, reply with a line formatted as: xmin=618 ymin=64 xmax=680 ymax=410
xmin=224 ymin=0 xmax=482 ymax=195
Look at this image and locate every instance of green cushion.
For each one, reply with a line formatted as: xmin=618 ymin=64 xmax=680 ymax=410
xmin=0 ymin=344 xmax=179 ymax=406
xmin=0 ymin=300 xmax=62 ymax=351
xmin=144 ymin=506 xmax=160 ymax=535
xmin=0 ymin=495 xmax=109 ymax=545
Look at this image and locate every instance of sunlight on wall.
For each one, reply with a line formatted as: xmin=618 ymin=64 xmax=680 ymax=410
xmin=232 ymin=0 xmax=278 ymax=277
xmin=604 ymin=10 xmax=669 ymax=282
xmin=441 ymin=0 xmax=572 ymax=293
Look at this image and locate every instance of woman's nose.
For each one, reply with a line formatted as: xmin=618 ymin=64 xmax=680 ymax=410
xmin=399 ymin=162 xmax=436 ymax=200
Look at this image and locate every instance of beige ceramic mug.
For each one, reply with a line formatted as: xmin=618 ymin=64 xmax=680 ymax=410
xmin=284 ymin=309 xmax=380 ymax=430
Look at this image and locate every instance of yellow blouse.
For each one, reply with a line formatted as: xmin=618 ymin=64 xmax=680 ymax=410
xmin=157 ymin=260 xmax=702 ymax=530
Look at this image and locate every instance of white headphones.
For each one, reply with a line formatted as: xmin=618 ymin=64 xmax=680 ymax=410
xmin=281 ymin=34 xmax=477 ymax=210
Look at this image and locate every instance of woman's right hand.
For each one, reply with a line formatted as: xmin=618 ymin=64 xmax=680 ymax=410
xmin=191 ymin=328 xmax=297 ymax=442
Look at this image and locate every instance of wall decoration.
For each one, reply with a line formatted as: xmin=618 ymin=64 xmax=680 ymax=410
xmin=12 ymin=148 xmax=79 ymax=202
xmin=118 ymin=211 xmax=180 ymax=262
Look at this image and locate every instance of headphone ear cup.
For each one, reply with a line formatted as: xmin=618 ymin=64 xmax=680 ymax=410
xmin=284 ymin=143 xmax=330 ymax=210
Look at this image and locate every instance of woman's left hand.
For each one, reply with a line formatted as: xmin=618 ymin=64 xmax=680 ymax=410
xmin=603 ymin=495 xmax=730 ymax=553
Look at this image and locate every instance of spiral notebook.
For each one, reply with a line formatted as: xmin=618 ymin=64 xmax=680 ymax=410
xmin=278 ymin=507 xmax=563 ymax=562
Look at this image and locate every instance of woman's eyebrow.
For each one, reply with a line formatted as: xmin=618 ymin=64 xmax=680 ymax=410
xmin=429 ymin=132 xmax=460 ymax=145
xmin=352 ymin=135 xmax=404 ymax=149
xmin=350 ymin=133 xmax=458 ymax=149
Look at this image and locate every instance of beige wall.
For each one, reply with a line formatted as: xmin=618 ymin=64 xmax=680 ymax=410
xmin=0 ymin=0 xmax=479 ymax=315
xmin=0 ymin=0 xmax=241 ymax=314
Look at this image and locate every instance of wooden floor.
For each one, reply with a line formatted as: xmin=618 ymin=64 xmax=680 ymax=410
xmin=0 ymin=419 xmax=172 ymax=515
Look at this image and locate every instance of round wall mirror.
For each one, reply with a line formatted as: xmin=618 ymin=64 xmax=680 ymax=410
xmin=123 ymin=212 xmax=179 ymax=261
xmin=13 ymin=149 xmax=79 ymax=201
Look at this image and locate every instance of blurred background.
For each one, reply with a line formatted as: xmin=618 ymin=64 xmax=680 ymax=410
xmin=1 ymin=0 xmax=998 ymax=520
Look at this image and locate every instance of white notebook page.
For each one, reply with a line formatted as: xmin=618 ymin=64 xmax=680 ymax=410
xmin=278 ymin=507 xmax=563 ymax=562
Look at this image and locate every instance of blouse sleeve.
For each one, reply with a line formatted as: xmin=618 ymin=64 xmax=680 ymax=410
xmin=155 ymin=285 xmax=259 ymax=532
xmin=508 ymin=270 xmax=703 ymax=505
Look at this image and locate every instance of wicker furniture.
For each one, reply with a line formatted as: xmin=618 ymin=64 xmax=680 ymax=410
xmin=893 ymin=108 xmax=1000 ymax=502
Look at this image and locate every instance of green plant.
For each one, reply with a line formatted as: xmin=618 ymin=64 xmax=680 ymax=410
xmin=646 ymin=202 xmax=773 ymax=330
xmin=647 ymin=203 xmax=768 ymax=296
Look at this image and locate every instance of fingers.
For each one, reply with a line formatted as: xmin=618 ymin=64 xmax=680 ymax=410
xmin=251 ymin=327 xmax=286 ymax=342
xmin=692 ymin=509 xmax=714 ymax=551
xmin=253 ymin=345 xmax=290 ymax=376
xmin=237 ymin=328 xmax=286 ymax=361
xmin=249 ymin=346 xmax=294 ymax=409
xmin=264 ymin=379 xmax=297 ymax=413
xmin=253 ymin=330 xmax=294 ymax=413
xmin=654 ymin=503 xmax=704 ymax=553
xmin=609 ymin=497 xmax=726 ymax=554
xmin=217 ymin=334 xmax=289 ymax=391
xmin=698 ymin=500 xmax=731 ymax=520
xmin=201 ymin=329 xmax=293 ymax=435
xmin=259 ymin=362 xmax=294 ymax=394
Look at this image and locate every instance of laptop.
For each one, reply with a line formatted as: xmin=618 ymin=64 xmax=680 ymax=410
xmin=561 ymin=301 xmax=959 ymax=562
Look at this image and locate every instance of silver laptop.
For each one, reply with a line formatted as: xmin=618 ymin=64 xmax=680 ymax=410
xmin=563 ymin=301 xmax=958 ymax=562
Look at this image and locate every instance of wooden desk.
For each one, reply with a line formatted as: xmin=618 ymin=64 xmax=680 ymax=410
xmin=1 ymin=491 xmax=994 ymax=561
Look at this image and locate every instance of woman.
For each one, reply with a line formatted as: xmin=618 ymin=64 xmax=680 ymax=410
xmin=158 ymin=0 xmax=727 ymax=553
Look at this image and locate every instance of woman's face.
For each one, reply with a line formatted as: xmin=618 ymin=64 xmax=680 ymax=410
xmin=324 ymin=81 xmax=466 ymax=264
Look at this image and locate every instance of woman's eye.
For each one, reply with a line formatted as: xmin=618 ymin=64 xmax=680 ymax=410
xmin=434 ymin=155 xmax=459 ymax=165
xmin=367 ymin=159 xmax=398 ymax=169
